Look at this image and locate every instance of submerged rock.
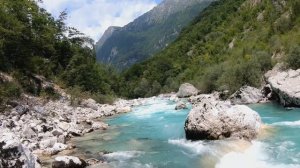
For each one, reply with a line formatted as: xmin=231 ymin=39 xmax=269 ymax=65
xmin=91 ymin=122 xmax=108 ymax=130
xmin=184 ymin=95 xmax=262 ymax=141
xmin=177 ymin=83 xmax=199 ymax=98
xmin=265 ymin=65 xmax=300 ymax=107
xmin=52 ymin=156 xmax=87 ymax=168
xmin=175 ymin=101 xmax=188 ymax=110
xmin=229 ymin=86 xmax=265 ymax=105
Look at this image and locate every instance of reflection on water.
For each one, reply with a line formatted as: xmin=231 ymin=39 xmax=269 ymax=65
xmin=72 ymin=100 xmax=300 ymax=168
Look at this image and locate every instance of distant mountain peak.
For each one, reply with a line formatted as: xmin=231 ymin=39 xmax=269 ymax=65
xmin=96 ymin=0 xmax=213 ymax=70
xmin=96 ymin=26 xmax=121 ymax=51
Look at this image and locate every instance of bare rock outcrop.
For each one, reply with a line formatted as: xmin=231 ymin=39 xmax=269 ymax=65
xmin=229 ymin=86 xmax=265 ymax=105
xmin=265 ymin=65 xmax=300 ymax=107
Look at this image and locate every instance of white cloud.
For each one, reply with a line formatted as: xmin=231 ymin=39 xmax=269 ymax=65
xmin=39 ymin=0 xmax=158 ymax=42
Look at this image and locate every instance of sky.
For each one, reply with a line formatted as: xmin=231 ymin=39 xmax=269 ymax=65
xmin=39 ymin=0 xmax=162 ymax=42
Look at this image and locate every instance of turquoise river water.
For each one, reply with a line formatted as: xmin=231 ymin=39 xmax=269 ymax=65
xmin=73 ymin=98 xmax=300 ymax=168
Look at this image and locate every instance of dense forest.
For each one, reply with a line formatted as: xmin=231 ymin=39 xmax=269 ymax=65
xmin=119 ymin=0 xmax=300 ymax=98
xmin=0 ymin=0 xmax=118 ymax=109
xmin=1 ymin=0 xmax=300 ymax=108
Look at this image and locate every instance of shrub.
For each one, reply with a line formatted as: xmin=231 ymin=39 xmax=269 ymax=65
xmin=40 ymin=86 xmax=60 ymax=100
xmin=0 ymin=81 xmax=22 ymax=112
xmin=91 ymin=94 xmax=115 ymax=105
xmin=286 ymin=45 xmax=300 ymax=70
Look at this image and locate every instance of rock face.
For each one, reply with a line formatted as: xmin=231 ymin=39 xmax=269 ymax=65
xmin=176 ymin=83 xmax=199 ymax=98
xmin=184 ymin=95 xmax=262 ymax=141
xmin=229 ymin=86 xmax=265 ymax=105
xmin=52 ymin=156 xmax=87 ymax=168
xmin=265 ymin=66 xmax=300 ymax=107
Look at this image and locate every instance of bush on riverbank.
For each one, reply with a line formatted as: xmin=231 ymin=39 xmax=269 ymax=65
xmin=0 ymin=81 xmax=22 ymax=112
xmin=286 ymin=45 xmax=300 ymax=70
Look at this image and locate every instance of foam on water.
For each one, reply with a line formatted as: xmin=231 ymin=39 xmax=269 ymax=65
xmin=130 ymin=98 xmax=176 ymax=119
xmin=272 ymin=120 xmax=300 ymax=127
xmin=168 ymin=139 xmax=210 ymax=155
xmin=104 ymin=151 xmax=145 ymax=161
xmin=216 ymin=141 xmax=300 ymax=168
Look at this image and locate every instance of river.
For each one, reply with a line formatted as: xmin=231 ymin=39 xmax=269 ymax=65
xmin=72 ymin=98 xmax=300 ymax=168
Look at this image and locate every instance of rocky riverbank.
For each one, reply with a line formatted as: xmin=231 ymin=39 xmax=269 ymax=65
xmin=0 ymin=84 xmax=153 ymax=168
xmin=1 ymin=65 xmax=299 ymax=168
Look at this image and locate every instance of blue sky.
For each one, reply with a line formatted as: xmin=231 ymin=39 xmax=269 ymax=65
xmin=39 ymin=0 xmax=162 ymax=41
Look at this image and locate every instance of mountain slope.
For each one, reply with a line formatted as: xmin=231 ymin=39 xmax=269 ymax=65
xmin=96 ymin=0 xmax=213 ymax=70
xmin=119 ymin=0 xmax=300 ymax=98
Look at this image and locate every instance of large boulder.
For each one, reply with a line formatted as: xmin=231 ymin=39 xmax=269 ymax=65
xmin=265 ymin=65 xmax=300 ymax=107
xmin=175 ymin=101 xmax=188 ymax=110
xmin=52 ymin=156 xmax=87 ymax=168
xmin=229 ymin=86 xmax=265 ymax=105
xmin=184 ymin=95 xmax=262 ymax=141
xmin=176 ymin=83 xmax=199 ymax=98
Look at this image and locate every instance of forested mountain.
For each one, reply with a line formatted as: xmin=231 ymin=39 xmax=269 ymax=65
xmin=96 ymin=0 xmax=213 ymax=70
xmin=0 ymin=0 xmax=118 ymax=109
xmin=119 ymin=0 xmax=300 ymax=98
xmin=1 ymin=0 xmax=300 ymax=104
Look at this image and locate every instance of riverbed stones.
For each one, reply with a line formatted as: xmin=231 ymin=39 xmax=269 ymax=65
xmin=0 ymin=75 xmax=159 ymax=166
xmin=52 ymin=156 xmax=87 ymax=168
xmin=91 ymin=121 xmax=109 ymax=130
xmin=115 ymin=106 xmax=132 ymax=113
xmin=177 ymin=83 xmax=199 ymax=98
xmin=184 ymin=94 xmax=262 ymax=141
xmin=22 ymin=126 xmax=37 ymax=139
xmin=81 ymin=99 xmax=98 ymax=111
xmin=229 ymin=86 xmax=265 ymax=105
xmin=265 ymin=65 xmax=300 ymax=107
xmin=0 ymin=133 xmax=41 ymax=168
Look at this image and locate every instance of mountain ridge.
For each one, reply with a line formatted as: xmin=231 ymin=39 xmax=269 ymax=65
xmin=118 ymin=0 xmax=300 ymax=98
xmin=96 ymin=0 xmax=214 ymax=70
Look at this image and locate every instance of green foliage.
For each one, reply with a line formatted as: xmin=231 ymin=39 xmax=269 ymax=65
xmin=96 ymin=1 xmax=213 ymax=70
xmin=67 ymin=86 xmax=115 ymax=106
xmin=68 ymin=86 xmax=86 ymax=106
xmin=120 ymin=0 xmax=299 ymax=98
xmin=0 ymin=0 xmax=118 ymax=102
xmin=0 ymin=81 xmax=22 ymax=112
xmin=40 ymin=86 xmax=60 ymax=100
xmin=286 ymin=45 xmax=300 ymax=70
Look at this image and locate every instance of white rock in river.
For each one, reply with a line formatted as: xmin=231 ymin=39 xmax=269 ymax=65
xmin=169 ymin=94 xmax=179 ymax=102
xmin=229 ymin=86 xmax=265 ymax=105
xmin=52 ymin=156 xmax=87 ymax=168
xmin=116 ymin=106 xmax=131 ymax=113
xmin=92 ymin=121 xmax=109 ymax=130
xmin=176 ymin=83 xmax=199 ymax=98
xmin=175 ymin=101 xmax=188 ymax=110
xmin=184 ymin=94 xmax=262 ymax=141
xmin=265 ymin=65 xmax=300 ymax=107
